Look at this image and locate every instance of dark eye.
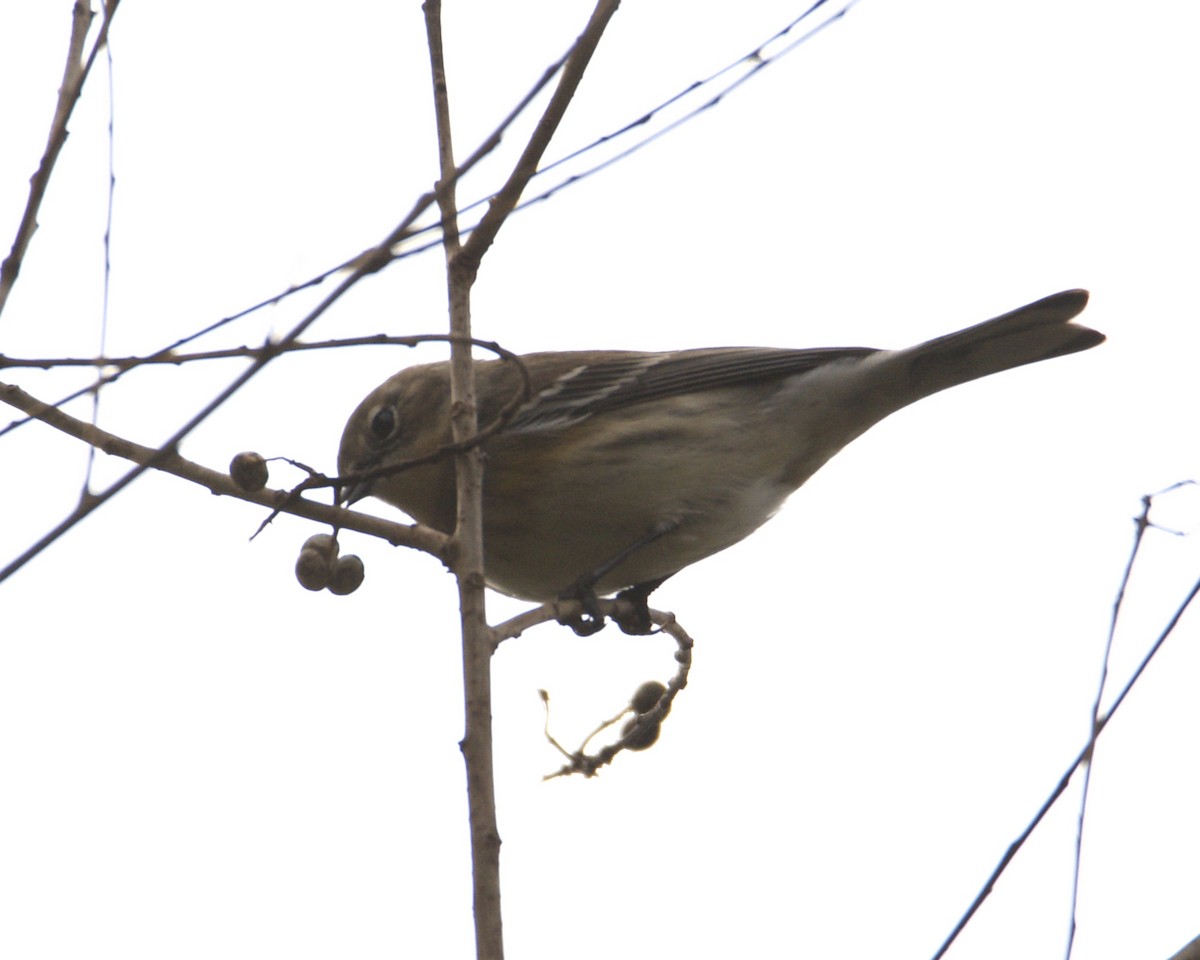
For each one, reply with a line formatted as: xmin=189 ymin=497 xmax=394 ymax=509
xmin=368 ymin=404 xmax=399 ymax=443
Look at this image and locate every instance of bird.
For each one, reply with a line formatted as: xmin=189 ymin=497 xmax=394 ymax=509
xmin=338 ymin=289 xmax=1102 ymax=631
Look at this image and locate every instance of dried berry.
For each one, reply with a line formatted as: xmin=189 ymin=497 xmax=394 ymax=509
xmin=301 ymin=533 xmax=339 ymax=560
xmin=229 ymin=451 xmax=269 ymax=492
xmin=630 ymin=680 xmax=667 ymax=715
xmin=328 ymin=554 xmax=365 ymax=596
xmin=621 ymin=716 xmax=661 ymax=751
xmin=295 ymin=548 xmax=333 ymax=591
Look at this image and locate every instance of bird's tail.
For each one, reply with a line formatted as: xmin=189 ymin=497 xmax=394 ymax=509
xmin=902 ymin=289 xmax=1103 ymax=397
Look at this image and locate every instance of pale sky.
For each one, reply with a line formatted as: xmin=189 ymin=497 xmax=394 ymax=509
xmin=2 ymin=2 xmax=1199 ymax=959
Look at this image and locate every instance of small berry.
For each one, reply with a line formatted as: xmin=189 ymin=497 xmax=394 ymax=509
xmin=295 ymin=547 xmax=333 ymax=591
xmin=630 ymin=680 xmax=667 ymax=715
xmin=301 ymin=533 xmax=339 ymax=560
xmin=328 ymin=554 xmax=365 ymax=596
xmin=229 ymin=451 xmax=269 ymax=492
xmin=621 ymin=716 xmax=661 ymax=751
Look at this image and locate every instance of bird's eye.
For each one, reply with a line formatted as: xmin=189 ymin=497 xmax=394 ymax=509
xmin=368 ymin=404 xmax=399 ymax=443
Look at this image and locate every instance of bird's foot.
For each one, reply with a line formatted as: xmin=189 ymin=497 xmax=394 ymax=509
xmin=556 ymin=580 xmax=608 ymax=636
xmin=556 ymin=575 xmax=671 ymax=637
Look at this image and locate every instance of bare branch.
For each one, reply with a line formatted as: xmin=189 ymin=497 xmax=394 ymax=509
xmin=456 ymin=0 xmax=621 ymax=279
xmin=0 ymin=379 xmax=450 ymax=583
xmin=0 ymin=1 xmax=121 ymax=316
xmin=1 ymin=333 xmax=529 ymax=442
xmin=422 ymin=1 xmax=503 ymax=956
xmin=931 ymin=498 xmax=1200 ymax=960
xmin=1065 ymin=492 xmax=1157 ymax=960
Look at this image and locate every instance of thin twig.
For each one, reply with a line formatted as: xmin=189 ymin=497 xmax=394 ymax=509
xmin=0 ymin=333 xmax=529 ymax=441
xmin=509 ymin=0 xmax=860 ymax=213
xmin=0 ymin=380 xmax=448 ymax=574
xmin=0 ymin=333 xmax=523 ymax=372
xmin=1064 ymin=494 xmax=1153 ymax=960
xmin=86 ymin=14 xmax=118 ymax=491
xmin=0 ymin=0 xmax=121 ymax=315
xmin=931 ymin=560 xmax=1200 ymax=960
xmin=456 ymin=0 xmax=622 ymax=278
xmin=493 ymin=600 xmax=694 ymax=777
xmin=543 ymin=610 xmax=692 ymax=780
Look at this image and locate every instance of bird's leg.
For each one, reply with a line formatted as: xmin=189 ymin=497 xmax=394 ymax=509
xmin=558 ymin=519 xmax=680 ymax=636
xmin=613 ymin=575 xmax=673 ymax=635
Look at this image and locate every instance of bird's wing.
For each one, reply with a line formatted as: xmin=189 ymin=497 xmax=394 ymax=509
xmin=507 ymin=346 xmax=878 ymax=431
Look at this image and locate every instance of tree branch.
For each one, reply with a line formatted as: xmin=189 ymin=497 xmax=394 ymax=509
xmin=422 ymin=3 xmax=504 ymax=958
xmin=456 ymin=0 xmax=622 ymax=278
xmin=0 ymin=0 xmax=120 ymax=316
xmin=0 ymin=379 xmax=449 ymax=583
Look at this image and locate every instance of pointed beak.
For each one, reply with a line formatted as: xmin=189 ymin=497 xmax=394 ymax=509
xmin=338 ymin=474 xmax=374 ymax=508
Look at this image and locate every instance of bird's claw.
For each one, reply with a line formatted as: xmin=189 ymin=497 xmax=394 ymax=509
xmin=556 ymin=576 xmax=665 ymax=637
xmin=556 ymin=582 xmax=608 ymax=636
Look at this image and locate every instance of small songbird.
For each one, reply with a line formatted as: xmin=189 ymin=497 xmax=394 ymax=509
xmin=338 ymin=289 xmax=1102 ymax=629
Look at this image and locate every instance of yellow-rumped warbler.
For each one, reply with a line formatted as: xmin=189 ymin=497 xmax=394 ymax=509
xmin=339 ymin=289 xmax=1102 ymax=625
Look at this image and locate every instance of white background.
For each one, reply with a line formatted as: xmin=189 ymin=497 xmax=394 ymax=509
xmin=2 ymin=2 xmax=1198 ymax=958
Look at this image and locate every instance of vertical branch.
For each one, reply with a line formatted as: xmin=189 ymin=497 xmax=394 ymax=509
xmin=86 ymin=18 xmax=119 ymax=491
xmin=1064 ymin=495 xmax=1151 ymax=960
xmin=419 ymin=3 xmax=620 ymax=955
xmin=422 ymin=3 xmax=503 ymax=959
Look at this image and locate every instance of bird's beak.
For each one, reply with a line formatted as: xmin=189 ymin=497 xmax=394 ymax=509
xmin=338 ymin=475 xmax=374 ymax=508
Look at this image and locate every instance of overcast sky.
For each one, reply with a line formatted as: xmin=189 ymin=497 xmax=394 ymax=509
xmin=2 ymin=2 xmax=1199 ymax=958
